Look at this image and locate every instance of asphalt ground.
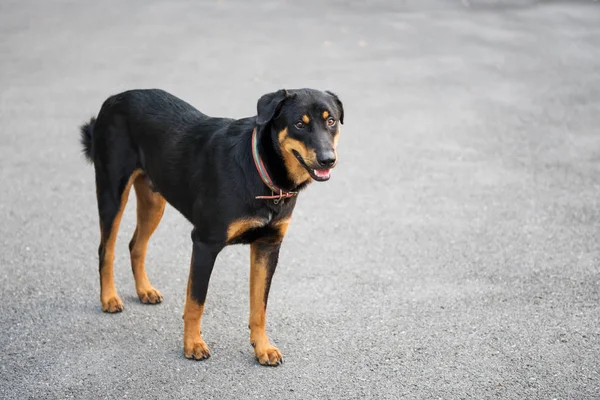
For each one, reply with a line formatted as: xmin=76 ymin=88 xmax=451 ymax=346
xmin=1 ymin=0 xmax=599 ymax=399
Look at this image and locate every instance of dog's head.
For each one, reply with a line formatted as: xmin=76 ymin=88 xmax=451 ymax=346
xmin=256 ymin=88 xmax=344 ymax=185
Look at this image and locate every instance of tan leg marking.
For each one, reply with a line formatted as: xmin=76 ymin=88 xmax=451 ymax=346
xmin=99 ymin=169 xmax=143 ymax=313
xmin=273 ymin=217 xmax=291 ymax=237
xmin=129 ymin=174 xmax=166 ymax=304
xmin=183 ymin=257 xmax=210 ymax=360
xmin=249 ymin=240 xmax=285 ymax=366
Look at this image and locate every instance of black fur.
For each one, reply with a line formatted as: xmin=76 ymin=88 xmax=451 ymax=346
xmin=79 ymin=117 xmax=96 ymax=162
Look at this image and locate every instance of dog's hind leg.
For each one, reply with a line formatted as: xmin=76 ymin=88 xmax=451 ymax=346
xmin=93 ymin=115 xmax=142 ymax=313
xmin=128 ymin=174 xmax=166 ymax=304
xmin=95 ymin=163 xmax=140 ymax=313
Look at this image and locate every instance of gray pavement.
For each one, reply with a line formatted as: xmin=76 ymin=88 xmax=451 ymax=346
xmin=1 ymin=0 xmax=600 ymax=399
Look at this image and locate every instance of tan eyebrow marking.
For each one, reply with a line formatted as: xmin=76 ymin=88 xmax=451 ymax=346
xmin=322 ymin=111 xmax=329 ymax=119
xmin=302 ymin=115 xmax=310 ymax=124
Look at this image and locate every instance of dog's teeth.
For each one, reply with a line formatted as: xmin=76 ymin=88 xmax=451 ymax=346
xmin=313 ymin=169 xmax=330 ymax=178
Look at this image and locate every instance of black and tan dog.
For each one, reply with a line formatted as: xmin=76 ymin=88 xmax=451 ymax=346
xmin=79 ymin=88 xmax=343 ymax=366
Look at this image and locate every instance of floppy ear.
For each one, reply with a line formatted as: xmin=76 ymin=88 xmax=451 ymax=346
xmin=256 ymin=89 xmax=289 ymax=126
xmin=326 ymin=91 xmax=344 ymax=124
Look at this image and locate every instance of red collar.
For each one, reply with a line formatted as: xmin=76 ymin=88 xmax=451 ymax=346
xmin=251 ymin=128 xmax=297 ymax=204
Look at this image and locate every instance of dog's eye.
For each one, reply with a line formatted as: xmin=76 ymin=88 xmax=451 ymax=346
xmin=295 ymin=121 xmax=305 ymax=129
xmin=327 ymin=117 xmax=336 ymax=127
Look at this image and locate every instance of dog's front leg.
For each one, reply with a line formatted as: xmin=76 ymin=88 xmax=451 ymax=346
xmin=183 ymin=236 xmax=224 ymax=360
xmin=249 ymin=240 xmax=284 ymax=366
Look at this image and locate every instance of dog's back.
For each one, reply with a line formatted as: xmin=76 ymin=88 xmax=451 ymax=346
xmin=82 ymin=89 xmax=207 ymax=160
xmin=82 ymin=89 xmax=240 ymax=219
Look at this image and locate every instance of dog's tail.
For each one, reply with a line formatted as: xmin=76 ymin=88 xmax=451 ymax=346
xmin=80 ymin=117 xmax=96 ymax=163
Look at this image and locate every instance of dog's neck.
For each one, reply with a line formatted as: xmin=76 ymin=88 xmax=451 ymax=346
xmin=255 ymin=125 xmax=304 ymax=193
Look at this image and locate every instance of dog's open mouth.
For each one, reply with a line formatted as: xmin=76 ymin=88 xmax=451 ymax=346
xmin=293 ymin=151 xmax=332 ymax=182
xmin=313 ymin=168 xmax=331 ymax=180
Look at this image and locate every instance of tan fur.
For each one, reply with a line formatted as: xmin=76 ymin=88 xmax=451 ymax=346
xmin=129 ymin=174 xmax=166 ymax=304
xmin=249 ymin=242 xmax=283 ymax=365
xmin=227 ymin=218 xmax=267 ymax=243
xmin=333 ymin=125 xmax=341 ymax=162
xmin=98 ymin=169 xmax=143 ymax=313
xmin=183 ymin=256 xmax=210 ymax=359
xmin=274 ymin=217 xmax=291 ymax=238
xmin=278 ymin=128 xmax=315 ymax=186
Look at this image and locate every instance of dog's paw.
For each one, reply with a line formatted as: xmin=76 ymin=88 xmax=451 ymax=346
xmin=253 ymin=344 xmax=283 ymax=366
xmin=101 ymin=295 xmax=124 ymax=313
xmin=184 ymin=340 xmax=211 ymax=360
xmin=137 ymin=287 xmax=163 ymax=304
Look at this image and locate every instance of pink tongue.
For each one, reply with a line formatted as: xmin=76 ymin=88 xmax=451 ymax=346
xmin=314 ymin=169 xmax=331 ymax=178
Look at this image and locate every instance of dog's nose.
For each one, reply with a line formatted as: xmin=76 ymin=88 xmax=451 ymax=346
xmin=317 ymin=151 xmax=336 ymax=168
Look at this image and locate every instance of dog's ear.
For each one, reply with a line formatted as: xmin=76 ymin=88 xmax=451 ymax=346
xmin=326 ymin=91 xmax=344 ymax=124
xmin=256 ymin=89 xmax=290 ymax=126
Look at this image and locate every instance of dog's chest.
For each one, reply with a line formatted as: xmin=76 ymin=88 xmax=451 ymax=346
xmin=226 ymin=212 xmax=290 ymax=245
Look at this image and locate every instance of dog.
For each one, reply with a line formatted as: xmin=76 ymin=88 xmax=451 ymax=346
xmin=79 ymin=88 xmax=343 ymax=366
